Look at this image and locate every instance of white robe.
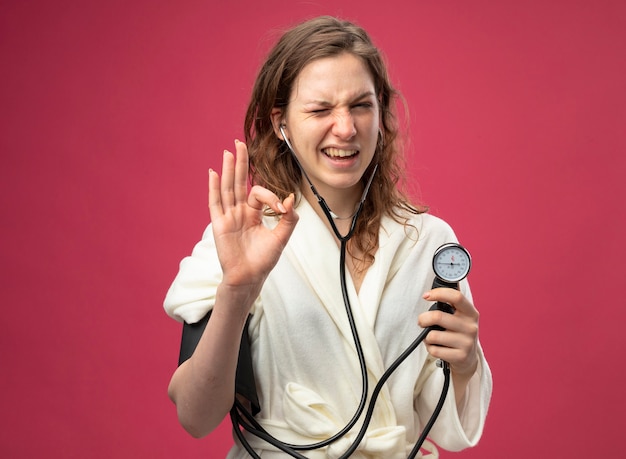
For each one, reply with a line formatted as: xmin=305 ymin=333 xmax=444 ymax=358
xmin=164 ymin=199 xmax=492 ymax=458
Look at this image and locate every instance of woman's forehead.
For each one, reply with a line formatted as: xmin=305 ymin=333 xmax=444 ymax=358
xmin=290 ymin=53 xmax=376 ymax=104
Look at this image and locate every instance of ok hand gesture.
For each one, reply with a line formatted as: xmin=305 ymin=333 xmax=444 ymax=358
xmin=209 ymin=140 xmax=299 ymax=297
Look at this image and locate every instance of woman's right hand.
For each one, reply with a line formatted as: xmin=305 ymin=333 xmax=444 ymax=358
xmin=208 ymin=140 xmax=298 ymax=298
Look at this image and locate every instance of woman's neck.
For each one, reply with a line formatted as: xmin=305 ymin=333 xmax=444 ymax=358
xmin=300 ymin=181 xmax=370 ymax=293
xmin=300 ymin=181 xmax=363 ymax=223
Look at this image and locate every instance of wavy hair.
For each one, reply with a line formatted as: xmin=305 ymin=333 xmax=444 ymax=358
xmin=244 ymin=16 xmax=424 ymax=268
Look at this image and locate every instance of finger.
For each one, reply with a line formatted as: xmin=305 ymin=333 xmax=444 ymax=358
xmin=425 ymin=327 xmax=476 ymax=350
xmin=245 ymin=189 xmax=299 ymax=244
xmin=220 ymin=149 xmax=235 ymax=209
xmin=418 ymin=308 xmax=455 ymax=330
xmin=417 ymin=307 xmax=478 ymax=336
xmin=423 ymin=287 xmax=479 ymax=319
xmin=208 ymin=168 xmax=224 ymax=218
xmin=233 ymin=140 xmax=249 ymax=204
xmin=423 ymin=342 xmax=470 ymax=366
xmin=247 ymin=185 xmax=285 ymax=212
xmin=272 ymin=193 xmax=299 ymax=241
xmin=423 ymin=335 xmax=478 ymax=376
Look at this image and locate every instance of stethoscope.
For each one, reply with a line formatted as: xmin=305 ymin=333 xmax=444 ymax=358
xmin=230 ymin=125 xmax=470 ymax=458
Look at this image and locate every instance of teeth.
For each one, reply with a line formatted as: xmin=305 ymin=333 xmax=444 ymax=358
xmin=324 ymin=148 xmax=358 ymax=158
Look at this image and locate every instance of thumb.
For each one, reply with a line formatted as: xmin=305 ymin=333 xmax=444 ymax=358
xmin=272 ymin=193 xmax=299 ymax=242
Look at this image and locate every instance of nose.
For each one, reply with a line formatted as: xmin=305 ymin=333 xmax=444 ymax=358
xmin=331 ymin=110 xmax=357 ymax=140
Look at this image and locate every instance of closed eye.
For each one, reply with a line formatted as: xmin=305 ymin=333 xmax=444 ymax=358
xmin=307 ymin=108 xmax=331 ymax=117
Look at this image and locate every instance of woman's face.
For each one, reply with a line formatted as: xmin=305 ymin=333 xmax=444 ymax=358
xmin=275 ymin=53 xmax=380 ymax=201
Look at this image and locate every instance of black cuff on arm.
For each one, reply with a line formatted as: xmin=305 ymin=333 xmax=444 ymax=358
xmin=177 ymin=311 xmax=260 ymax=415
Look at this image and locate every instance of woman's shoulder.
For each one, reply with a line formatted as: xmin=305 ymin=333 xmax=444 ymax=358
xmin=415 ymin=211 xmax=455 ymax=234
xmin=392 ymin=206 xmax=455 ymax=233
xmin=383 ymin=207 xmax=459 ymax=249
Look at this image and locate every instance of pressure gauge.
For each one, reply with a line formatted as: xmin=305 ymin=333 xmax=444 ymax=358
xmin=432 ymin=243 xmax=471 ymax=284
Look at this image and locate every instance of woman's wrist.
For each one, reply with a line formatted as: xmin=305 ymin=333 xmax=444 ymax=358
xmin=213 ymin=282 xmax=261 ymax=324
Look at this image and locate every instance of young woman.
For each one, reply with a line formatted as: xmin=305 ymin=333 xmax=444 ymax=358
xmin=165 ymin=16 xmax=492 ymax=458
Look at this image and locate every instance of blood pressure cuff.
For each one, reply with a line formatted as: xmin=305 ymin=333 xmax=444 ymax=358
xmin=177 ymin=311 xmax=260 ymax=415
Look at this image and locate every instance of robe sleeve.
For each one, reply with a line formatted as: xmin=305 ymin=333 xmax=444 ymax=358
xmin=165 ymin=224 xmax=261 ymax=414
xmin=163 ymin=224 xmax=222 ymax=324
xmin=414 ymin=344 xmax=492 ymax=450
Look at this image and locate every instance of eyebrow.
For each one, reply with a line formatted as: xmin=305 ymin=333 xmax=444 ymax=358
xmin=303 ymin=90 xmax=377 ymax=106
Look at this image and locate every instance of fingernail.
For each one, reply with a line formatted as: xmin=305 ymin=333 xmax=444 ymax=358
xmin=277 ymin=201 xmax=287 ymax=213
xmin=423 ymin=292 xmax=431 ymax=299
xmin=234 ymin=139 xmax=240 ymax=144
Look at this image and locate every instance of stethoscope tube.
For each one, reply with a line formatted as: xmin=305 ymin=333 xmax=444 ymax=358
xmin=231 ymin=128 xmax=450 ymax=458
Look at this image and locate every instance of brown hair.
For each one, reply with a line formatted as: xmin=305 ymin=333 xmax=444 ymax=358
xmin=244 ymin=16 xmax=424 ymax=268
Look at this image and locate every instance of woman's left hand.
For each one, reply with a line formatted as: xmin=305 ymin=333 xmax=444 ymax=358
xmin=418 ymin=288 xmax=480 ymax=405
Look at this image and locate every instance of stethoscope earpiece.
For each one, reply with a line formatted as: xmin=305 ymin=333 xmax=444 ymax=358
xmin=279 ymin=124 xmax=288 ymax=140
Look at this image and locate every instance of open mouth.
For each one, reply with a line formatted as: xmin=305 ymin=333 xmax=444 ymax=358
xmin=323 ymin=147 xmax=358 ymax=158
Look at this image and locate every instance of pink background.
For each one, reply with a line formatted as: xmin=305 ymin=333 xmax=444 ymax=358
xmin=2 ymin=0 xmax=625 ymax=457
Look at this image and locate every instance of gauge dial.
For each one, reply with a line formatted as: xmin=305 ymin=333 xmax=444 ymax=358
xmin=432 ymin=243 xmax=471 ymax=283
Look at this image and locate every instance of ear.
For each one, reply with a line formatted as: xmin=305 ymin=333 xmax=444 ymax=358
xmin=270 ymin=108 xmax=285 ymax=140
